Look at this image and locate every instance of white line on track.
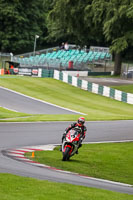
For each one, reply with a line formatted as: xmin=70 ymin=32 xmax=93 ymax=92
xmin=80 ymin=176 xmax=132 ymax=187
xmin=0 ymin=86 xmax=86 ymax=115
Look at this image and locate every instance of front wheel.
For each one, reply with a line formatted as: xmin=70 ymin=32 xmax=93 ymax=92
xmin=62 ymin=147 xmax=71 ymax=161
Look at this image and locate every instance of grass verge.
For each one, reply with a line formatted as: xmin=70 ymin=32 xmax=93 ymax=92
xmin=25 ymin=142 xmax=133 ymax=185
xmin=0 ymin=76 xmax=133 ymax=121
xmin=0 ymin=106 xmax=80 ymax=122
xmin=111 ymin=85 xmax=133 ymax=94
xmin=0 ymin=173 xmax=132 ymax=200
xmin=0 ymin=107 xmax=30 ymax=119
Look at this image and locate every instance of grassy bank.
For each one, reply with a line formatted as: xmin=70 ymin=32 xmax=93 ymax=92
xmin=112 ymin=85 xmax=133 ymax=94
xmin=0 ymin=107 xmax=30 ymax=119
xmin=25 ymin=142 xmax=133 ymax=185
xmin=0 ymin=174 xmax=132 ymax=200
xmin=0 ymin=76 xmax=133 ymax=121
xmin=0 ymin=107 xmax=80 ymax=122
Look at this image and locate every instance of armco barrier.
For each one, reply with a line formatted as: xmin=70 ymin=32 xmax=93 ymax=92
xmin=41 ymin=69 xmax=54 ymax=78
xmin=88 ymin=72 xmax=111 ymax=76
xmin=54 ymin=70 xmax=133 ymax=105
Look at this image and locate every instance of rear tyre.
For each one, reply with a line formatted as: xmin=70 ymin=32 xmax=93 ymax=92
xmin=62 ymin=147 xmax=71 ymax=161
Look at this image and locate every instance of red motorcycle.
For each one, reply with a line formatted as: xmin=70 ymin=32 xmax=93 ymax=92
xmin=62 ymin=127 xmax=82 ymax=161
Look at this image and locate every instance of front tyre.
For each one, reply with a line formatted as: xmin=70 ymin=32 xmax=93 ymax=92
xmin=62 ymin=147 xmax=71 ymax=161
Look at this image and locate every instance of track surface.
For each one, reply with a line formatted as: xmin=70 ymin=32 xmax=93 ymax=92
xmin=0 ymin=121 xmax=133 ymax=194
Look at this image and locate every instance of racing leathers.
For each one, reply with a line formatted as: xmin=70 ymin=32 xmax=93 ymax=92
xmin=62 ymin=122 xmax=87 ymax=151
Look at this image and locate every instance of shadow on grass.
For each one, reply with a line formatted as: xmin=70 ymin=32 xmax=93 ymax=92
xmin=64 ymin=158 xmax=90 ymax=165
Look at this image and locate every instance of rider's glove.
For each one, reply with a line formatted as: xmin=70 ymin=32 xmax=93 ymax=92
xmin=79 ymin=136 xmax=83 ymax=144
xmin=63 ymin=131 xmax=67 ymax=136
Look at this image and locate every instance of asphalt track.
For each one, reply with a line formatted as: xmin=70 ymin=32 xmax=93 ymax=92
xmin=0 ymin=87 xmax=133 ymax=194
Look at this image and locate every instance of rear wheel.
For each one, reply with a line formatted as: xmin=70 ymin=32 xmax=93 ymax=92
xmin=62 ymin=147 xmax=71 ymax=161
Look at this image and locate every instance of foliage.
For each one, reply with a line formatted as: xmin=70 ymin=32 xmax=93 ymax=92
xmin=0 ymin=0 xmax=45 ymax=53
xmin=93 ymin=0 xmax=133 ymax=75
xmin=84 ymin=0 xmax=133 ymax=54
xmin=47 ymin=0 xmax=105 ymax=46
xmin=47 ymin=0 xmax=133 ymax=51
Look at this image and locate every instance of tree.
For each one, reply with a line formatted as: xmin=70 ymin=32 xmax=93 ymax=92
xmin=0 ymin=0 xmax=45 ymax=53
xmin=88 ymin=0 xmax=133 ymax=75
xmin=47 ymin=0 xmax=104 ymax=46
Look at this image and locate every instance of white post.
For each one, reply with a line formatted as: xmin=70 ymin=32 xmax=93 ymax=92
xmin=33 ymin=35 xmax=39 ymax=56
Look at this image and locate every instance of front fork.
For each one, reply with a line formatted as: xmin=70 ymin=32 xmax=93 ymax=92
xmin=62 ymin=142 xmax=73 ymax=154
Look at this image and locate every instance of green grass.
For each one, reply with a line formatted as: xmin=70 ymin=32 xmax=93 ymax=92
xmin=0 ymin=106 xmax=81 ymax=122
xmin=0 ymin=174 xmax=132 ymax=200
xmin=0 ymin=76 xmax=133 ymax=121
xmin=0 ymin=107 xmax=30 ymax=119
xmin=111 ymin=85 xmax=133 ymax=94
xmin=25 ymin=142 xmax=133 ymax=185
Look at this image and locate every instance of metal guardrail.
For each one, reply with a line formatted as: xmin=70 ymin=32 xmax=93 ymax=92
xmin=90 ymin=46 xmax=110 ymax=53
xmin=0 ymin=52 xmax=11 ymax=57
xmin=15 ymin=44 xmax=77 ymax=58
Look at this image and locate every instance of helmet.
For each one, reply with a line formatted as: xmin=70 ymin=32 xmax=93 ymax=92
xmin=78 ymin=117 xmax=85 ymax=126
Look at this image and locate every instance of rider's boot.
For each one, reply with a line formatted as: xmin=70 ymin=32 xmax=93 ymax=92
xmin=76 ymin=149 xmax=79 ymax=154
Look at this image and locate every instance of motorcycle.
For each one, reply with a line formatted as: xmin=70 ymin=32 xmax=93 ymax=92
xmin=62 ymin=127 xmax=82 ymax=161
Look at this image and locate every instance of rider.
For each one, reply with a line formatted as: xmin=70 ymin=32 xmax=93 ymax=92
xmin=61 ymin=117 xmax=87 ymax=153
